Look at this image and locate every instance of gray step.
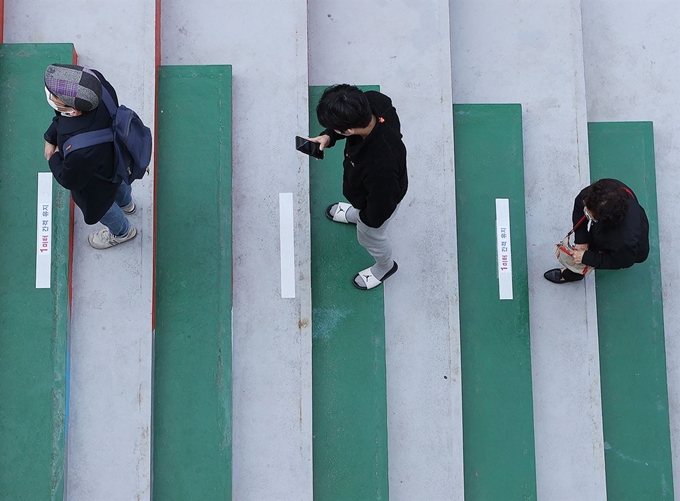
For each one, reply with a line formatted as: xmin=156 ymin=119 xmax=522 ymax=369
xmin=450 ymin=1 xmax=607 ymax=500
xmin=160 ymin=1 xmax=313 ymax=499
xmin=307 ymin=2 xmax=463 ymax=500
xmin=3 ymin=1 xmax=157 ymax=499
xmin=581 ymin=3 xmax=680 ymax=497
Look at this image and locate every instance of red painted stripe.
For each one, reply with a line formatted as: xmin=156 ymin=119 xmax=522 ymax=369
xmin=68 ymin=49 xmax=78 ymax=313
xmin=152 ymin=0 xmax=161 ymax=330
xmin=0 ymin=0 xmax=4 ymax=43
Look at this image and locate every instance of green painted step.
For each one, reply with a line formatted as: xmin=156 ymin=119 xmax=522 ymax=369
xmin=309 ymin=85 xmax=389 ymax=501
xmin=588 ymin=122 xmax=673 ymax=501
xmin=453 ymin=104 xmax=537 ymax=500
xmin=154 ymin=65 xmax=233 ymax=500
xmin=0 ymin=43 xmax=75 ymax=501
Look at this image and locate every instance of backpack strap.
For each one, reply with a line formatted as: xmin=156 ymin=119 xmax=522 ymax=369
xmin=622 ymin=187 xmax=635 ymax=199
xmin=63 ymin=128 xmax=114 ymax=158
xmin=62 ymin=85 xmax=118 ymax=158
xmin=99 ymin=86 xmax=117 ymax=117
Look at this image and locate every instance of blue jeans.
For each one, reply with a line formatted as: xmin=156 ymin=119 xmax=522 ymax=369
xmin=99 ymin=182 xmax=132 ymax=236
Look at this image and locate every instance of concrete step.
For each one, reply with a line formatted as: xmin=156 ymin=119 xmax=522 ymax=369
xmin=3 ymin=1 xmax=158 ymax=499
xmin=307 ymin=2 xmax=463 ymax=500
xmin=153 ymin=64 xmax=234 ymax=499
xmin=454 ymin=104 xmax=536 ymax=499
xmin=308 ymin=84 xmax=389 ymax=501
xmin=0 ymin=42 xmax=74 ymax=501
xmin=450 ymin=1 xmax=607 ymax=500
xmin=580 ymin=5 xmax=680 ymax=496
xmin=588 ymin=122 xmax=673 ymax=499
xmin=160 ymin=2 xmax=313 ymax=499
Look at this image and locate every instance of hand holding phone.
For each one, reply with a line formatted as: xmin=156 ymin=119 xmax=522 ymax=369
xmin=296 ymin=136 xmax=325 ymax=160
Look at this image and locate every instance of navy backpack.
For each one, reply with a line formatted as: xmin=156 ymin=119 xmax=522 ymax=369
xmin=63 ymin=87 xmax=152 ymax=184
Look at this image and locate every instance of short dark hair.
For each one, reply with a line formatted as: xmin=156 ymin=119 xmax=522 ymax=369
xmin=316 ymin=84 xmax=372 ymax=132
xmin=584 ymin=178 xmax=630 ymax=226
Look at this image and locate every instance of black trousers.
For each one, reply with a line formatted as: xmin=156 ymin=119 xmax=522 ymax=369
xmin=562 ymin=268 xmax=585 ymax=282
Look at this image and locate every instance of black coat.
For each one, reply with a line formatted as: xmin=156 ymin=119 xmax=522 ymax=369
xmin=44 ymin=70 xmax=120 ymax=224
xmin=323 ymin=91 xmax=408 ymax=228
xmin=572 ymin=180 xmax=650 ymax=269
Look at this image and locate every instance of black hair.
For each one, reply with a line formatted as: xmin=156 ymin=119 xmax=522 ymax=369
xmin=583 ymin=178 xmax=630 ymax=226
xmin=316 ymin=84 xmax=372 ymax=132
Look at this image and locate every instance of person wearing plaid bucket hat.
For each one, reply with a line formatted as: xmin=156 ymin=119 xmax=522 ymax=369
xmin=44 ymin=64 xmax=137 ymax=249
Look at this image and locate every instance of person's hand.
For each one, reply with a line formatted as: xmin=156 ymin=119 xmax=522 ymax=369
xmin=573 ymin=249 xmax=586 ymax=264
xmin=308 ymin=134 xmax=331 ymax=151
xmin=44 ymin=141 xmax=57 ymax=160
xmin=574 ymin=243 xmax=589 ymax=251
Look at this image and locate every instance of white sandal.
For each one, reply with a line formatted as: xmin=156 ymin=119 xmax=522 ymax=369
xmin=325 ymin=202 xmax=354 ymax=224
xmin=352 ymin=262 xmax=399 ymax=290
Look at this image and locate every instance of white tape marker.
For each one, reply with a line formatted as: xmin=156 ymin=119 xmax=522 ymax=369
xmin=279 ymin=193 xmax=296 ymax=299
xmin=495 ymin=198 xmax=513 ymax=300
xmin=36 ymin=173 xmax=53 ymax=289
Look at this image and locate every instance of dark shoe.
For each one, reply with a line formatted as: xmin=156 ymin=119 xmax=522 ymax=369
xmin=543 ymin=268 xmax=566 ymax=284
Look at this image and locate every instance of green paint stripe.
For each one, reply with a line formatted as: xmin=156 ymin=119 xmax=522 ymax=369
xmin=453 ymin=104 xmax=537 ymax=500
xmin=0 ymin=43 xmax=74 ymax=501
xmin=154 ymin=65 xmax=233 ymax=500
xmin=309 ymin=85 xmax=389 ymax=501
xmin=588 ymin=122 xmax=674 ymax=500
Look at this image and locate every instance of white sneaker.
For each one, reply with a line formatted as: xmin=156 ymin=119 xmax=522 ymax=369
xmin=88 ymin=226 xmax=137 ymax=249
xmin=120 ymin=201 xmax=136 ymax=215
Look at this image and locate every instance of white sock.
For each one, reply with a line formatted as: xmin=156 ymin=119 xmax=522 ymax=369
xmin=330 ymin=204 xmax=358 ymax=224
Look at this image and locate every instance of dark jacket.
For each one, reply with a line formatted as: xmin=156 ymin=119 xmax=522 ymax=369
xmin=572 ymin=180 xmax=650 ymax=269
xmin=45 ymin=70 xmax=119 ymax=224
xmin=322 ymin=91 xmax=408 ymax=228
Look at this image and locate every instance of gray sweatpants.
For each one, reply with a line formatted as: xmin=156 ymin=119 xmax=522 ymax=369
xmin=356 ymin=205 xmax=400 ymax=274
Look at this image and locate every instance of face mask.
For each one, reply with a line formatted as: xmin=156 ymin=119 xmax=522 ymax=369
xmin=45 ymin=87 xmax=59 ymax=110
xmin=45 ymin=87 xmax=77 ymax=117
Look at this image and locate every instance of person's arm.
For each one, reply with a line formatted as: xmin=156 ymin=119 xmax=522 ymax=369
xmin=358 ymin=158 xmax=402 ymax=228
xmin=318 ymin=128 xmax=345 ymax=149
xmin=44 ymin=116 xmax=58 ymax=145
xmin=307 ymin=133 xmax=332 ymax=151
xmin=48 ymin=150 xmax=91 ymax=191
xmin=44 ymin=141 xmax=57 ymax=160
xmin=581 ymin=244 xmax=638 ymax=269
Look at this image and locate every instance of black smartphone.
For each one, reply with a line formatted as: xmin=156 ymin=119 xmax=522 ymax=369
xmin=296 ymin=136 xmax=324 ymax=160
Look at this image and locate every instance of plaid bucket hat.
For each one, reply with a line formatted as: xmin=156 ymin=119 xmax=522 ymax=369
xmin=44 ymin=64 xmax=102 ymax=112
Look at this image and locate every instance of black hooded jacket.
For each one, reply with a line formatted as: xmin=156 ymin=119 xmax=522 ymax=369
xmin=322 ymin=91 xmax=408 ymax=228
xmin=572 ymin=180 xmax=650 ymax=269
xmin=44 ymin=70 xmax=120 ymax=224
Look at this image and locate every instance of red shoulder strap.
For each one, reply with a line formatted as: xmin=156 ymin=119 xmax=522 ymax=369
xmin=567 ymin=215 xmax=587 ymax=237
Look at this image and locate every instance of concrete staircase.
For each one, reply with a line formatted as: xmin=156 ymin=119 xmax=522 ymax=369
xmin=2 ymin=0 xmax=680 ymax=500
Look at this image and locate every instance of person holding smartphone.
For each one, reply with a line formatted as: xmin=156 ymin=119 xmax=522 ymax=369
xmin=309 ymin=84 xmax=408 ymax=290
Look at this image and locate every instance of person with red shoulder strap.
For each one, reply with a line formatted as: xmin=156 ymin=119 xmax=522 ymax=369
xmin=544 ymin=178 xmax=650 ymax=283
